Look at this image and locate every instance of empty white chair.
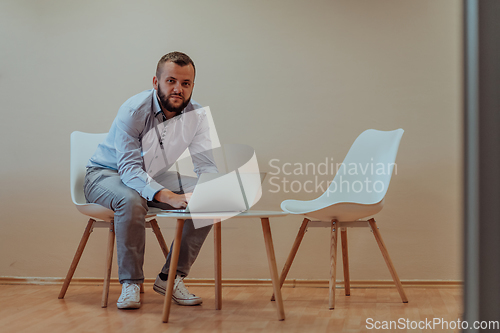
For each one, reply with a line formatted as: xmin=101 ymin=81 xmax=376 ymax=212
xmin=273 ymin=129 xmax=408 ymax=309
xmin=58 ymin=131 xmax=170 ymax=307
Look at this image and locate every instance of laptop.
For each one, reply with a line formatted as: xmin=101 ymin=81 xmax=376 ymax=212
xmin=164 ymin=172 xmax=265 ymax=214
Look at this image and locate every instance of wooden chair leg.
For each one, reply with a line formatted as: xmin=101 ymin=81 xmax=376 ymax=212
xmin=261 ymin=218 xmax=285 ymax=321
xmin=271 ymin=218 xmax=309 ymax=301
xmin=329 ymin=220 xmax=339 ymax=310
xmin=214 ymin=220 xmax=222 ymax=310
xmin=101 ymin=222 xmax=115 ymax=308
xmin=368 ymin=218 xmax=408 ymax=303
xmin=341 ymin=228 xmax=350 ymax=296
xmin=140 ymin=284 xmax=145 ymax=294
xmin=149 ymin=219 xmax=169 ymax=258
xmin=162 ymin=219 xmax=185 ymax=323
xmin=58 ymin=219 xmax=95 ymax=299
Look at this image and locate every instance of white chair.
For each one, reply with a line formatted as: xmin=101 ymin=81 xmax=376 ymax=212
xmin=273 ymin=129 xmax=408 ymax=309
xmin=58 ymin=131 xmax=170 ymax=307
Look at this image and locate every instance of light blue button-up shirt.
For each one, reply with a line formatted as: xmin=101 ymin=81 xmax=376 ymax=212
xmin=87 ymin=89 xmax=217 ymax=201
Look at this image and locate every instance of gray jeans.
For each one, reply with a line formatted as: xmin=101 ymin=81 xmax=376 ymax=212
xmin=84 ymin=167 xmax=212 ymax=284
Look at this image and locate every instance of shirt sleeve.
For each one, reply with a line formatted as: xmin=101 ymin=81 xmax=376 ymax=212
xmin=114 ymin=106 xmax=164 ymax=201
xmin=188 ymin=111 xmax=219 ymax=176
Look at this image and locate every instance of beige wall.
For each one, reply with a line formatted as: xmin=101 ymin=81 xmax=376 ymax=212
xmin=0 ymin=0 xmax=462 ymax=282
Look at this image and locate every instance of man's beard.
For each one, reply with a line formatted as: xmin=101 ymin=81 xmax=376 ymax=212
xmin=157 ymin=85 xmax=191 ymax=116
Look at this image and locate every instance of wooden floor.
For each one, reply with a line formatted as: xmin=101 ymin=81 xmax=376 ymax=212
xmin=0 ymin=284 xmax=462 ymax=333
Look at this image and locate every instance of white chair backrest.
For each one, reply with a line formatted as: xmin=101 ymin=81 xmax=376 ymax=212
xmin=70 ymin=131 xmax=108 ymax=205
xmin=316 ymin=129 xmax=404 ymax=205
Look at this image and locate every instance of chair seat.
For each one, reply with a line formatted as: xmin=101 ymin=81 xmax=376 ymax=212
xmin=281 ymin=199 xmax=384 ymax=222
xmin=76 ymin=203 xmax=163 ymax=222
xmin=75 ymin=203 xmax=115 ymax=222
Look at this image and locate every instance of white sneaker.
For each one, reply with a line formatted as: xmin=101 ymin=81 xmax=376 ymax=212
xmin=153 ymin=275 xmax=202 ymax=306
xmin=117 ymin=283 xmax=141 ymax=309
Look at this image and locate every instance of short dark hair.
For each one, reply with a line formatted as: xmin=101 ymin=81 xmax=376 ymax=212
xmin=156 ymin=51 xmax=196 ymax=79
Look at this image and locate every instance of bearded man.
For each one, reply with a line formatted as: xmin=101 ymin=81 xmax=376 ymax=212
xmin=84 ymin=52 xmax=217 ymax=309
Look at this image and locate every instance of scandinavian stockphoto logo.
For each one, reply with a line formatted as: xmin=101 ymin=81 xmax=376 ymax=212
xmin=267 ymin=158 xmax=397 ymax=195
xmin=142 ymin=106 xmax=263 ymax=229
xmin=365 ymin=317 xmax=500 ymax=330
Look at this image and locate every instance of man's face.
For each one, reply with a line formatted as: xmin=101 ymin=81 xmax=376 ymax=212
xmin=154 ymin=61 xmax=195 ymax=115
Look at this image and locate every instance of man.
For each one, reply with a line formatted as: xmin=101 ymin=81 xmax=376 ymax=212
xmin=84 ymin=52 xmax=217 ymax=309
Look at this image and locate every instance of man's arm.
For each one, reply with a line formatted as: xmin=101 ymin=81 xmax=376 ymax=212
xmin=114 ymin=105 xmax=187 ymax=208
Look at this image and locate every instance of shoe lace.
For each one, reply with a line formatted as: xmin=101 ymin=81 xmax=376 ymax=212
xmin=122 ymin=283 xmax=140 ymax=299
xmin=175 ymin=277 xmax=195 ymax=297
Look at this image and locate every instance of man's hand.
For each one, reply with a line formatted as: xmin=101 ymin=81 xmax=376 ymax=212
xmin=154 ymin=189 xmax=192 ymax=209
